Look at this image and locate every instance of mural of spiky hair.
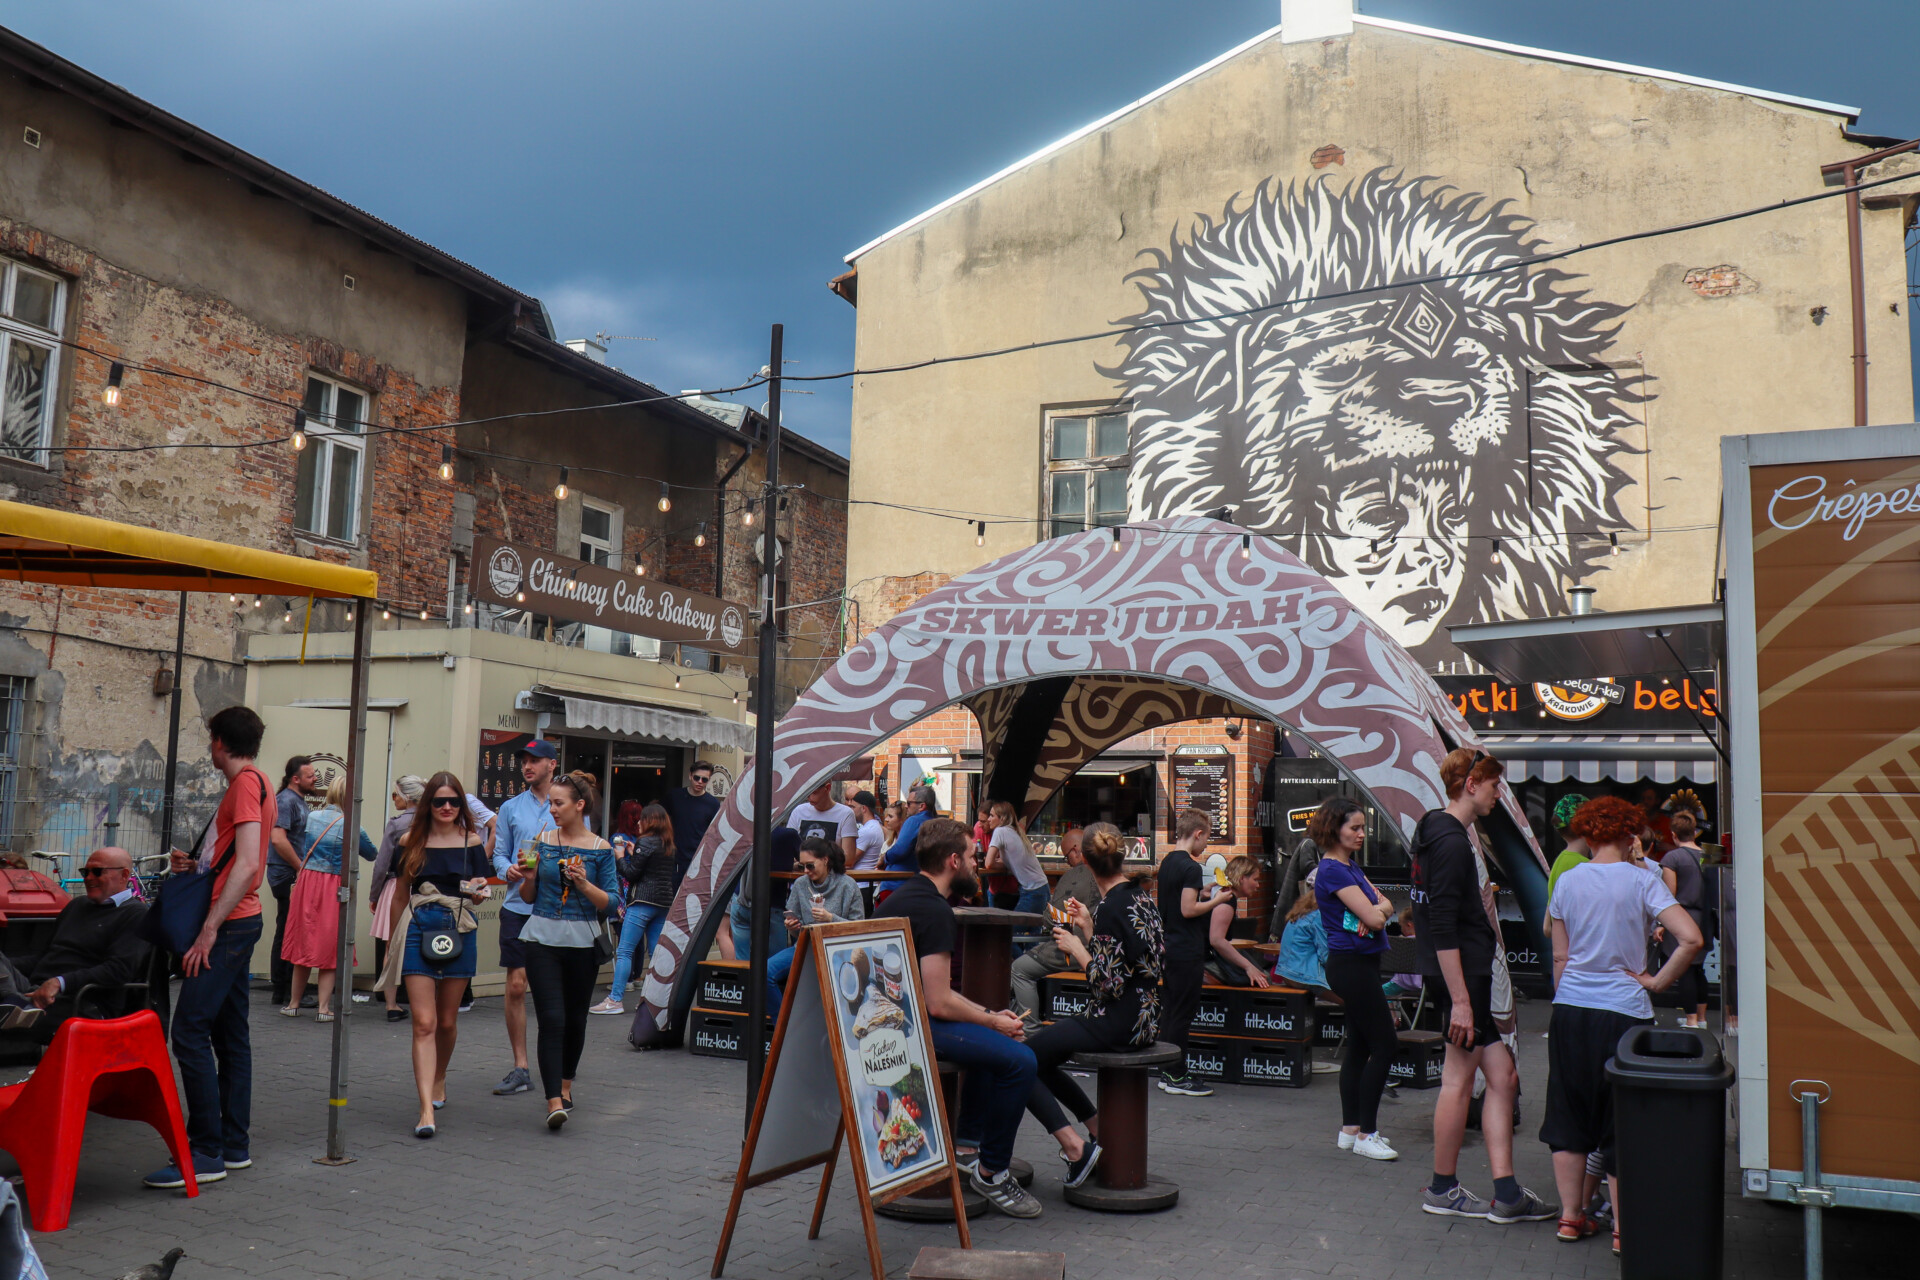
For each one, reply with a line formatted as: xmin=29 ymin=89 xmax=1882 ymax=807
xmin=1110 ymin=170 xmax=1645 ymax=652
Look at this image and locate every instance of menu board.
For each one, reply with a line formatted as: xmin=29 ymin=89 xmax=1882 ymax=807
xmin=820 ymin=926 xmax=944 ymax=1194
xmin=1169 ymin=746 xmax=1232 ymax=839
xmin=475 ymin=730 xmax=535 ymax=805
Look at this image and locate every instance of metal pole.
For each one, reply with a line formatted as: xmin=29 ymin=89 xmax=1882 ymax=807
xmin=320 ymin=601 xmax=373 ymax=1165
xmin=1801 ymin=1089 xmax=1825 ymax=1280
xmin=1841 ymin=160 xmax=1868 ymax=427
xmin=745 ymin=325 xmax=783 ymax=1114
xmin=156 ymin=592 xmax=188 ymax=857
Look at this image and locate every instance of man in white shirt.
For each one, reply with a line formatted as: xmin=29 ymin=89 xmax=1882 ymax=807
xmin=786 ymin=781 xmax=857 ymax=868
xmin=849 ymin=790 xmax=885 ymax=871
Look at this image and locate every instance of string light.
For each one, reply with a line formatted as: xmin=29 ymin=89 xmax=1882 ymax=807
xmin=463 ymin=601 xmax=473 ymax=615
xmin=514 ymin=590 xmax=526 ymax=603
xmin=282 ymin=607 xmax=292 ymax=623
xmin=439 ymin=445 xmax=454 ymax=481
xmin=252 ymin=595 xmax=262 ymax=610
xmin=420 ymin=608 xmax=429 ymax=621
xmin=290 ymin=410 xmax=307 ymax=452
xmin=1610 ymin=532 xmax=1620 ymax=556
xmin=658 ymin=483 xmax=672 ymax=513
xmin=732 ymin=689 xmax=739 ymax=705
xmin=976 ymin=521 xmax=985 ymax=547
xmin=102 ymin=362 xmax=124 ymax=406
xmin=554 ymin=467 xmax=569 ymax=501
xmin=381 ymin=607 xmax=391 ymax=620
xmin=674 ymin=671 xmax=682 ymax=689
xmin=694 ymin=522 xmax=707 ymax=548
xmin=1490 ymin=539 xmax=1503 ymax=565
xmin=228 ymin=593 xmax=238 ymax=605
xmin=1240 ymin=532 xmax=1251 ymax=560
xmin=1371 ymin=538 xmax=1380 ymax=555
xmin=742 ymin=499 xmax=755 ymax=528
xmin=633 ymin=559 xmax=645 ymax=577
xmin=1109 ymin=526 xmax=1122 ymax=554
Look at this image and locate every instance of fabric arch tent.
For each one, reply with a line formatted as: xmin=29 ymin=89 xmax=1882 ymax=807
xmin=638 ymin=515 xmax=1546 ymax=1035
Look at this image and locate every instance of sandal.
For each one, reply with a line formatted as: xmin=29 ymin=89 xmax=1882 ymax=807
xmin=1557 ymin=1214 xmax=1601 ymax=1242
xmin=316 ymin=1010 xmax=335 ymax=1023
xmin=278 ymin=1006 xmax=300 ymax=1018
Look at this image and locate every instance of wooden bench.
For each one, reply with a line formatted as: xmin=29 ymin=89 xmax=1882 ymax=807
xmin=1062 ymin=1040 xmax=1182 ymax=1212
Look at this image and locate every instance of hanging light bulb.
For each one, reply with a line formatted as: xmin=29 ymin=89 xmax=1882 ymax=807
xmin=1609 ymin=532 xmax=1620 ymax=557
xmin=1240 ymin=532 xmax=1251 ymax=560
xmin=1371 ymin=538 xmax=1381 ymax=555
xmin=658 ymin=482 xmax=672 ymax=513
xmin=439 ymin=445 xmax=454 ymax=482
xmin=102 ymin=362 xmax=125 ymax=406
xmin=420 ymin=608 xmax=429 ymax=621
xmin=463 ymin=601 xmax=473 ymax=615
xmin=282 ymin=608 xmax=292 ymax=624
xmin=674 ymin=671 xmax=682 ymax=690
xmin=381 ymin=607 xmax=391 ymax=620
xmin=514 ymin=590 xmax=526 ymax=604
xmin=291 ymin=409 xmax=307 ymax=452
xmin=1490 ymin=539 xmax=1503 ymax=565
xmin=633 ymin=559 xmax=645 ymax=577
xmin=252 ymin=595 xmax=263 ymax=610
xmin=554 ymin=467 xmax=569 ymax=501
xmin=345 ymin=608 xmax=354 ymax=622
xmin=975 ymin=521 xmax=985 ymax=547
xmin=1109 ymin=526 xmax=1122 ymax=554
xmin=228 ymin=592 xmax=238 ymax=605
xmin=732 ymin=688 xmax=740 ymax=705
xmin=742 ymin=499 xmax=755 ymax=528
xmin=694 ymin=522 xmax=707 ymax=548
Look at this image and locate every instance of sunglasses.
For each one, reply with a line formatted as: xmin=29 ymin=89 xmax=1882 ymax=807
xmin=690 ymin=775 xmax=712 ymax=785
xmin=81 ymin=866 xmax=119 ymax=877
xmin=430 ymin=796 xmax=463 ymax=810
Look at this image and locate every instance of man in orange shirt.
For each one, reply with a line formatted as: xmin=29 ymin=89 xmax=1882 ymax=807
xmin=145 ymin=705 xmax=271 ymax=1190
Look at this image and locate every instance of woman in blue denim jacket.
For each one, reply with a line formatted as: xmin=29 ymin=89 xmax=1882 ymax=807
xmin=517 ymin=770 xmax=619 ymax=1128
xmin=280 ymin=773 xmax=376 ymax=1020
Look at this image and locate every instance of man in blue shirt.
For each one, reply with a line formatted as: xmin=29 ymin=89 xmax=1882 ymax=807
xmin=268 ymin=757 xmax=315 ymax=1007
xmin=489 ymin=738 xmax=557 ymax=1096
xmin=879 ymin=784 xmax=940 ymax=873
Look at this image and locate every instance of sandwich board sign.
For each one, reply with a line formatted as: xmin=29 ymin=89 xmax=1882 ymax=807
xmin=713 ymin=918 xmax=968 ymax=1280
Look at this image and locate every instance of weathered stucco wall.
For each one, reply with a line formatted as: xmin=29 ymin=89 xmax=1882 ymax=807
xmin=843 ymin=24 xmax=1915 ymax=663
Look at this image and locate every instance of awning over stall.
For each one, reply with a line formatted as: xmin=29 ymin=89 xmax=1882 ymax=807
xmin=1450 ymin=603 xmax=1724 ymax=685
xmin=557 ymin=693 xmax=754 ymax=752
xmin=1487 ymin=733 xmax=1718 ymax=784
xmin=934 ymin=750 xmax=1160 ymax=777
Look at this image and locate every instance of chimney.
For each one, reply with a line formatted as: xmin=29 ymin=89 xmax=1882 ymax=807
xmin=1568 ymin=586 xmax=1597 ymax=616
xmin=1282 ymin=0 xmax=1354 ymax=44
xmin=563 ymin=338 xmax=608 ymax=364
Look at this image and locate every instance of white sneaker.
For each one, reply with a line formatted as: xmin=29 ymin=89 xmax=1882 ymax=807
xmin=588 ymin=999 xmax=625 ymax=1016
xmin=1352 ymin=1131 xmax=1398 ymax=1161
xmin=1336 ymin=1129 xmax=1356 ymax=1150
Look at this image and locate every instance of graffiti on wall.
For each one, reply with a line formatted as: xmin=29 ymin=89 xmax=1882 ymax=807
xmin=1111 ymin=170 xmax=1645 ymax=658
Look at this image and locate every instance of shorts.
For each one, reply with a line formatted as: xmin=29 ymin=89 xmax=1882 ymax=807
xmin=499 ymin=908 xmax=530 ymax=970
xmin=1432 ymin=972 xmax=1499 ymax=1050
xmin=404 ymin=904 xmax=478 ymax=980
xmin=1540 ymin=1003 xmax=1651 ymax=1173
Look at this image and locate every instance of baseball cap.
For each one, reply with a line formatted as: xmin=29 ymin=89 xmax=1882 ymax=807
xmin=518 ymin=739 xmax=559 ymax=760
xmin=852 ymin=790 xmax=879 ymax=811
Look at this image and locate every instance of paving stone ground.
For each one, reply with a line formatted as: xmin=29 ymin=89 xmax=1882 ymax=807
xmin=14 ymin=990 xmax=1914 ymax=1279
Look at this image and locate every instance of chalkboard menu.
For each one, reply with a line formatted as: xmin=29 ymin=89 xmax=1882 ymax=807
xmin=475 ymin=729 xmax=535 ymax=805
xmin=1169 ymin=746 xmax=1232 ymax=839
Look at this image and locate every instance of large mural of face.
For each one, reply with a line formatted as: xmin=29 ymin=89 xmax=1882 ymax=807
xmin=1111 ymin=170 xmax=1644 ymax=656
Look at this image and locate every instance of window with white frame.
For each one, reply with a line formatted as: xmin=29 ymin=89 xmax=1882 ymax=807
xmin=0 ymin=258 xmax=66 ymax=463
xmin=579 ymin=499 xmax=616 ymax=566
xmin=1044 ymin=406 xmax=1130 ymax=539
xmin=294 ymin=374 xmax=368 ymax=542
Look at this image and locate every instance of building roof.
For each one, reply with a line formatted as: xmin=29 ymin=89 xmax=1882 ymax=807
xmin=682 ymin=395 xmax=850 ymax=475
xmin=842 ymin=16 xmax=1861 ymax=264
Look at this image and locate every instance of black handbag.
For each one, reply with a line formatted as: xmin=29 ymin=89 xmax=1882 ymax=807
xmin=141 ymin=770 xmax=267 ymax=955
xmin=419 ymin=923 xmax=465 ymax=966
xmin=592 ymin=915 xmax=617 ymax=966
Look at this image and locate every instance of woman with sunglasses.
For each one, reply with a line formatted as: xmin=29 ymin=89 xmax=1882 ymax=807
xmin=384 ymin=772 xmax=492 ymax=1138
xmin=519 ymin=770 xmax=618 ymax=1129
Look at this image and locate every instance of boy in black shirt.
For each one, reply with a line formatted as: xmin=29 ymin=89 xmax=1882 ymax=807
xmin=1412 ymin=748 xmax=1555 ymax=1225
xmin=876 ymin=817 xmax=1043 ymax=1219
xmin=1156 ymin=808 xmax=1233 ymax=1097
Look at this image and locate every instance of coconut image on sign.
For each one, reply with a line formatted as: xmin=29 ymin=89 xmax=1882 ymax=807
xmin=859 ymin=1028 xmax=911 ymax=1087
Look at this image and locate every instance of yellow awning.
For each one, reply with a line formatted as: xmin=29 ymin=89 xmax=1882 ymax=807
xmin=0 ymin=499 xmax=379 ymax=599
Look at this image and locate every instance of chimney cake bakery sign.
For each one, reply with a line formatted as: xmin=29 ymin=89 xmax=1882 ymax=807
xmin=470 ymin=536 xmax=750 ymax=656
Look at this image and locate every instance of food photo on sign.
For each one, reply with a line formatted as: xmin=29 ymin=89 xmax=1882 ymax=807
xmin=822 ymin=931 xmax=942 ymax=1192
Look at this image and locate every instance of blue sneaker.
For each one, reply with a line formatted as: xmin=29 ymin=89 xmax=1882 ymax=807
xmin=144 ymin=1152 xmax=227 ymax=1188
xmin=223 ymin=1151 xmax=252 ymax=1170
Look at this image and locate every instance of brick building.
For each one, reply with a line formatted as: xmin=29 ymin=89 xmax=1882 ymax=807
xmin=0 ymin=25 xmax=846 ymax=881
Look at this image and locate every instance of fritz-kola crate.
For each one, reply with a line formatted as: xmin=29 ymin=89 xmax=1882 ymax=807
xmin=1232 ymin=1040 xmax=1310 ymax=1088
xmin=695 ymin=961 xmax=750 ymax=1014
xmin=1314 ymin=1001 xmax=1346 ymax=1047
xmin=1043 ymin=975 xmax=1091 ymax=1021
xmin=687 ymin=1008 xmax=772 ymax=1062
xmin=1184 ymin=1038 xmax=1234 ymax=1085
xmin=1390 ymin=1030 xmax=1445 ymax=1089
xmin=1234 ymin=987 xmax=1314 ymax=1041
xmin=1190 ymin=989 xmax=1235 ymax=1037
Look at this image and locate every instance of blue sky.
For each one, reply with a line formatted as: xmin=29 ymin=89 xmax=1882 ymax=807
xmin=7 ymin=1 xmax=1916 ymax=452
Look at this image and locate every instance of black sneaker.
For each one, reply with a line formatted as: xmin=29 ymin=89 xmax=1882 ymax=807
xmin=1156 ymin=1072 xmax=1213 ymax=1097
xmin=970 ymin=1167 xmax=1042 ymax=1218
xmin=299 ymin=993 xmax=319 ymax=1009
xmin=1489 ymin=1187 xmax=1558 ymax=1223
xmin=1061 ymin=1141 xmax=1101 ymax=1189
xmin=493 ymin=1067 xmax=532 ymax=1095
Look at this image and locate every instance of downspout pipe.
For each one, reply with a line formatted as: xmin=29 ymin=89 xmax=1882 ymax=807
xmin=1820 ymin=139 xmax=1920 ymax=426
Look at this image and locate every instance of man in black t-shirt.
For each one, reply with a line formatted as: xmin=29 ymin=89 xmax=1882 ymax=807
xmin=1411 ymin=749 xmax=1555 ymax=1225
xmin=1156 ymin=808 xmax=1233 ymax=1097
xmin=876 ymin=817 xmax=1042 ymax=1219
xmin=661 ymin=761 xmax=722 ymax=890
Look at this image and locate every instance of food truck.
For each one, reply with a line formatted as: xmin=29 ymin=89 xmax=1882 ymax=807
xmin=1454 ymin=421 xmax=1920 ymax=1250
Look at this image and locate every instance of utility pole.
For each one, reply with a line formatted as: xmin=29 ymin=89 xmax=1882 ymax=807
xmin=744 ymin=324 xmax=782 ymax=1113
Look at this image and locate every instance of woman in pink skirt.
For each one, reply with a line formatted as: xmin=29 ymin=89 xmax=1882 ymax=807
xmin=280 ymin=773 xmax=377 ymax=1020
xmin=370 ymin=776 xmax=427 ymax=1022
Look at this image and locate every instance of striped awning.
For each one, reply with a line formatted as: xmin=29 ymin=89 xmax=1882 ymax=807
xmin=1484 ymin=733 xmax=1719 ymax=785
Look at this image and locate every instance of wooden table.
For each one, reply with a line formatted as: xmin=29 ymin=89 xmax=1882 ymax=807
xmin=952 ymin=906 xmax=1048 ymax=1011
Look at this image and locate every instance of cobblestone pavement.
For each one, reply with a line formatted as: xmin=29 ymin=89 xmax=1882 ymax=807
xmin=16 ymin=991 xmax=1913 ymax=1279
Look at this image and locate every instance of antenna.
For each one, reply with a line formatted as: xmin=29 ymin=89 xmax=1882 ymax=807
xmin=594 ymin=332 xmax=657 ymax=344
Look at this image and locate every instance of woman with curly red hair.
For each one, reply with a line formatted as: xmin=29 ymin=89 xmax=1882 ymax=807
xmin=1542 ymin=795 xmax=1702 ymax=1250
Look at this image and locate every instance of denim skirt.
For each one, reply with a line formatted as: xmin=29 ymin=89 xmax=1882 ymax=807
xmin=403 ymin=903 xmax=477 ymax=979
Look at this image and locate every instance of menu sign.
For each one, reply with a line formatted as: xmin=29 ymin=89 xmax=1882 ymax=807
xmin=470 ymin=535 xmax=751 ymax=656
xmin=1169 ymin=746 xmax=1232 ymax=839
xmin=475 ymin=729 xmax=535 ymax=804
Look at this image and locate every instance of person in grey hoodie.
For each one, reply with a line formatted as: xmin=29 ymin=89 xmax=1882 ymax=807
xmin=765 ymin=837 xmax=865 ymax=1012
xmin=592 ymin=802 xmax=677 ymax=1015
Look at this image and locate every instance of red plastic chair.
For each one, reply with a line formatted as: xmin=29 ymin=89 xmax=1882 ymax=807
xmin=0 ymin=1009 xmax=197 ymax=1231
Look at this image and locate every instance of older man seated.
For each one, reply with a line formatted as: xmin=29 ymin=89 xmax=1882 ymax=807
xmin=1010 ymin=829 xmax=1102 ymax=1030
xmin=0 ymin=847 xmax=150 ymax=1034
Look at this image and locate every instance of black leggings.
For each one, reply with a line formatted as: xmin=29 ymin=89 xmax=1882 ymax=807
xmin=1675 ymin=960 xmax=1708 ymax=1012
xmin=1325 ymin=950 xmax=1396 ymax=1133
xmin=1024 ymin=1018 xmax=1106 ymax=1134
xmin=523 ymin=941 xmax=598 ymax=1100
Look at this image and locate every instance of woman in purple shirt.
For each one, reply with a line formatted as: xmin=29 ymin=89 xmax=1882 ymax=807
xmin=1311 ymin=797 xmax=1400 ymax=1163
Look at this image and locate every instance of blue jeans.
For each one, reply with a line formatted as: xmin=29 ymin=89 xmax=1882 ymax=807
xmin=172 ymin=914 xmax=261 ymax=1159
xmin=729 ymin=905 xmax=784 ymax=962
xmin=766 ymin=946 xmax=796 ymax=1013
xmin=930 ymin=1018 xmax=1036 ymax=1177
xmin=610 ymin=902 xmax=667 ymax=997
xmin=1011 ymin=883 xmax=1050 ymax=955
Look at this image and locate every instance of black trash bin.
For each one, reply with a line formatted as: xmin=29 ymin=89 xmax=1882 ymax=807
xmin=1607 ymin=1025 xmax=1735 ymax=1280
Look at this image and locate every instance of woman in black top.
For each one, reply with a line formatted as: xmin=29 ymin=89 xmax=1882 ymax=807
xmin=385 ymin=771 xmax=492 ymax=1138
xmin=1020 ymin=822 xmax=1165 ymax=1190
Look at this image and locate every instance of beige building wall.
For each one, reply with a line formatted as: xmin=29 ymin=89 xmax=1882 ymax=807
xmin=842 ymin=22 xmax=1917 ymax=663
